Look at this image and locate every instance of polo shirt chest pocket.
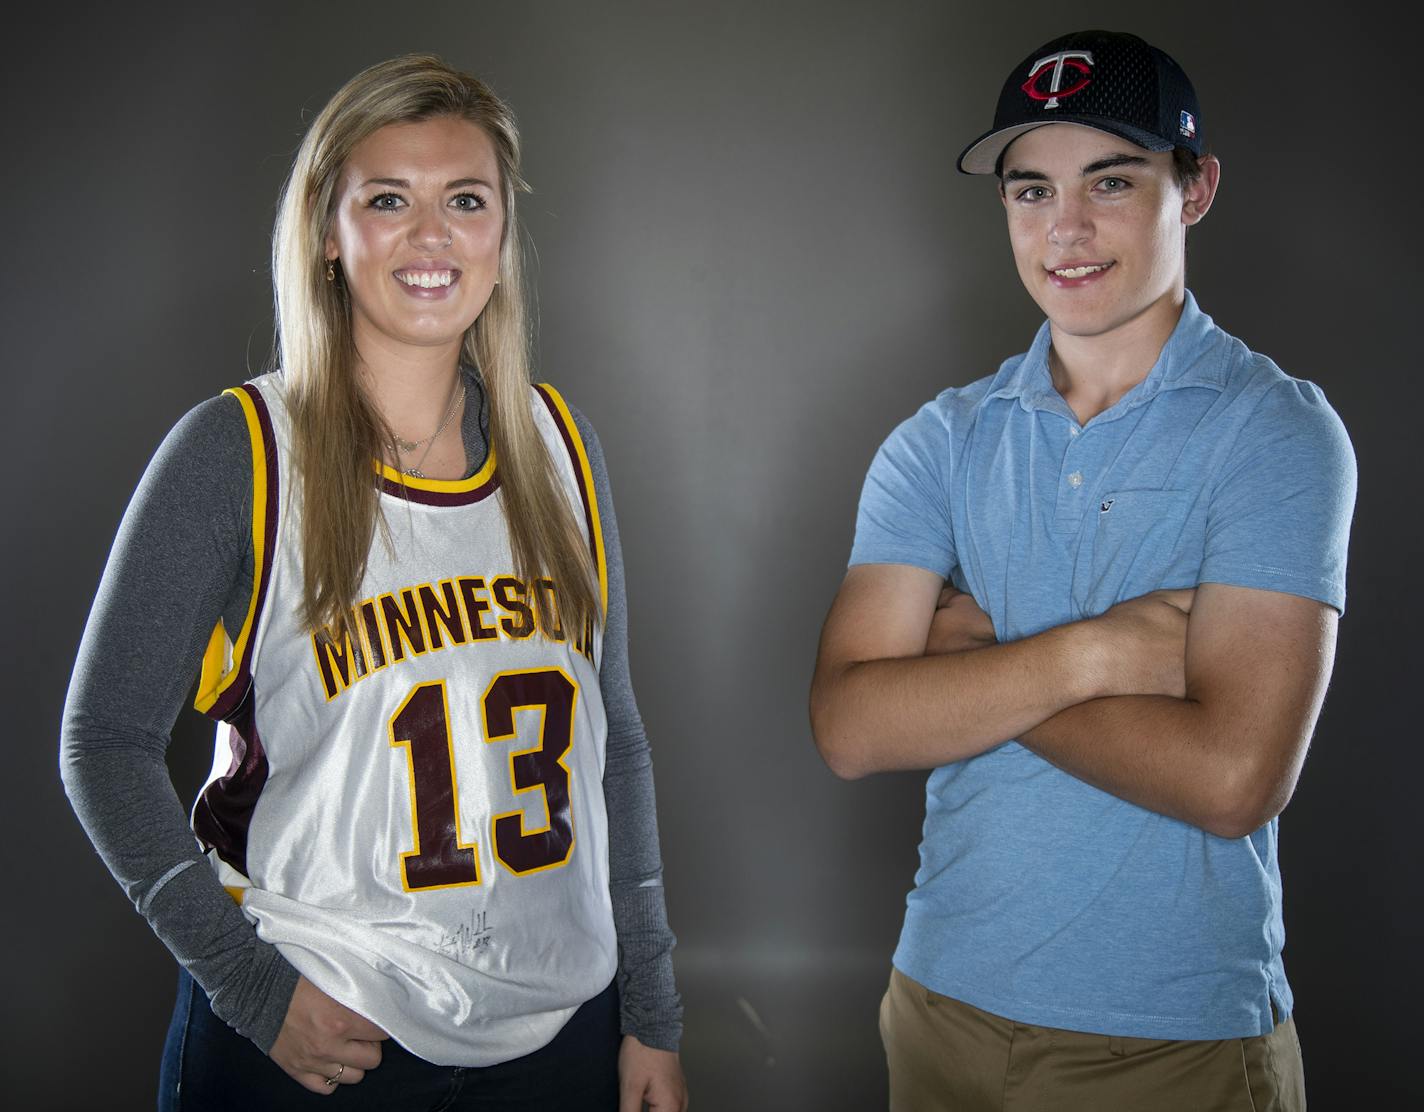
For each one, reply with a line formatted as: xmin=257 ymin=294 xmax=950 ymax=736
xmin=1072 ymin=489 xmax=1205 ymax=617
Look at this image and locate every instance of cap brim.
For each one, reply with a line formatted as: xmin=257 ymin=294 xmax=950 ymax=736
xmin=957 ymin=117 xmax=1174 ymax=175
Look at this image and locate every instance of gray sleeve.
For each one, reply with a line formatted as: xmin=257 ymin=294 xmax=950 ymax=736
xmin=569 ymin=406 xmax=684 ymax=1052
xmin=60 ymin=393 xmax=300 ymax=1052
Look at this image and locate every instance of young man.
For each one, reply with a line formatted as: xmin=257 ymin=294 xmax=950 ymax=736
xmin=810 ymin=30 xmax=1354 ymax=1111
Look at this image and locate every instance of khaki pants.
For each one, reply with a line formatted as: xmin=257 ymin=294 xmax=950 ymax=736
xmin=880 ymin=968 xmax=1305 ymax=1112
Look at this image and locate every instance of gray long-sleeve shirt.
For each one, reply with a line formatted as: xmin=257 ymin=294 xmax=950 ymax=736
xmin=60 ymin=368 xmax=682 ymax=1054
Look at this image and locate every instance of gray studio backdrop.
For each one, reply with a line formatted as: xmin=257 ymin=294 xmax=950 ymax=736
xmin=4 ymin=1 xmax=1416 ymax=1107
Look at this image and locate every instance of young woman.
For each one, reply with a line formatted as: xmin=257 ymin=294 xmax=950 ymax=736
xmin=62 ymin=55 xmax=686 ymax=1111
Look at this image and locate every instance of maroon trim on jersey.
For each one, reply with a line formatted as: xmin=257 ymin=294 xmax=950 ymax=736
xmin=534 ymin=384 xmax=599 ymax=569
xmin=192 ymin=696 xmax=269 ymax=878
xmin=377 ymin=469 xmax=501 ymax=506
xmin=205 ymin=383 xmax=281 ymax=723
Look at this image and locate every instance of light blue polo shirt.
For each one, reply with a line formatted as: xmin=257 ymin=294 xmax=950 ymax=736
xmin=851 ymin=291 xmax=1355 ymax=1039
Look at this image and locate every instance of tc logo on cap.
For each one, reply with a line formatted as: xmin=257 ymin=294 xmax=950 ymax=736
xmin=1021 ymin=50 xmax=1094 ymax=109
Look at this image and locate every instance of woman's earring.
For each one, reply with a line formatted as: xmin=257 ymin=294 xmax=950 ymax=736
xmin=326 ymin=260 xmax=336 ymax=283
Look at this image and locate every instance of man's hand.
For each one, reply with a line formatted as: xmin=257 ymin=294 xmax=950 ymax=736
xmin=618 ymin=1035 xmax=687 ymax=1111
xmin=268 ymin=975 xmax=389 ymax=1094
xmin=924 ymin=586 xmax=997 ymax=655
xmin=925 ymin=585 xmax=1192 ymax=698
xmin=1086 ymin=588 xmax=1194 ymax=698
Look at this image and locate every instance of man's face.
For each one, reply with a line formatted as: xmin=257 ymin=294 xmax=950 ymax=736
xmin=999 ymin=123 xmax=1214 ymax=342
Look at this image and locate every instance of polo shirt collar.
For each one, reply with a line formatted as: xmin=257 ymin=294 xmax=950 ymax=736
xmin=987 ymin=291 xmax=1231 ymax=416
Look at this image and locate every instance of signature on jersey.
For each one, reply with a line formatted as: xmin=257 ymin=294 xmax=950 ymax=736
xmin=436 ymin=909 xmax=495 ymax=963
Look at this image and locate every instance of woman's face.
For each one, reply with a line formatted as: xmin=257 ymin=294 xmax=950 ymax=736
xmin=325 ymin=116 xmax=504 ymax=364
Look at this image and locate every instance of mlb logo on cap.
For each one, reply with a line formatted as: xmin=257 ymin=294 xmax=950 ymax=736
xmin=1180 ymin=110 xmax=1197 ymax=139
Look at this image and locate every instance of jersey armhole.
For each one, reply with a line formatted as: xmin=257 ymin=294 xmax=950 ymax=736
xmin=194 ymin=383 xmax=279 ymax=719
xmin=532 ymin=384 xmax=609 ymax=617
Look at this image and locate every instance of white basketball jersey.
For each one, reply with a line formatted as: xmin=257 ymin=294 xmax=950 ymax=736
xmin=190 ymin=372 xmax=615 ymax=1067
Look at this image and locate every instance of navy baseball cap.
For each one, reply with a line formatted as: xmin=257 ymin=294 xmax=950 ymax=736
xmin=958 ymin=30 xmax=1204 ymax=175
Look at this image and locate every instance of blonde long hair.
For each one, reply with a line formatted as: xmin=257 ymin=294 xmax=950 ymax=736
xmin=271 ymin=54 xmax=600 ymax=641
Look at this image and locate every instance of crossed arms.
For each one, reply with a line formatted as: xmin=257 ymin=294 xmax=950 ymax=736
xmin=809 ymin=564 xmax=1338 ymax=838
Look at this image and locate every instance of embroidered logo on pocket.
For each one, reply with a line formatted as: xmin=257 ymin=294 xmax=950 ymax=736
xmin=1100 ymin=498 xmax=1115 ymax=513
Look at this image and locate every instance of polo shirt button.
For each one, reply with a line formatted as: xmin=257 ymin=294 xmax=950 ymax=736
xmin=1068 ymin=471 xmax=1084 ymax=488
xmin=1070 ymin=427 xmax=1080 ymax=437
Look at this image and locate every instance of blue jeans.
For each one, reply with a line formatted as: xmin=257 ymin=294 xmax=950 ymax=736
xmin=159 ymin=967 xmax=620 ymax=1111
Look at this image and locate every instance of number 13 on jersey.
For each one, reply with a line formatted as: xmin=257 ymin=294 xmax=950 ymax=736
xmin=388 ymin=668 xmax=578 ymax=892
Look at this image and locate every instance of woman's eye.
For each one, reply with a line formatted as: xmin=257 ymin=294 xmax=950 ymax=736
xmin=450 ymin=193 xmax=487 ymax=212
xmin=368 ymin=193 xmax=405 ymax=210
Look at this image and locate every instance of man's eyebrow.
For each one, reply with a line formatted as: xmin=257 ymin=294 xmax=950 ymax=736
xmin=1081 ymin=154 xmax=1150 ymax=175
xmin=1003 ymin=154 xmax=1151 ymax=184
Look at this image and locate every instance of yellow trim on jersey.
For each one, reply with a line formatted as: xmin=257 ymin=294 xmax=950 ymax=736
xmin=536 ymin=384 xmax=609 ymax=615
xmin=374 ymin=446 xmax=497 ymax=493
xmin=194 ymin=387 xmax=270 ymax=715
xmin=224 ymin=885 xmax=246 ymax=905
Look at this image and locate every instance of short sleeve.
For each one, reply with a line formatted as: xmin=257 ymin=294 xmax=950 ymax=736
xmin=849 ymin=400 xmax=957 ymax=577
xmin=1200 ymin=377 xmax=1356 ymax=613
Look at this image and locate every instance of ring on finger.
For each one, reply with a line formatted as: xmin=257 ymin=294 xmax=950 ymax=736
xmin=324 ymin=1063 xmax=346 ymax=1086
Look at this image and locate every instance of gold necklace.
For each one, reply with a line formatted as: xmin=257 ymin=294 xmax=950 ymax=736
xmin=392 ymin=380 xmax=465 ymax=479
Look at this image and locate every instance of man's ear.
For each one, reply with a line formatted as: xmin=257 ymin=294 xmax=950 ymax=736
xmin=1182 ymin=155 xmax=1221 ymax=227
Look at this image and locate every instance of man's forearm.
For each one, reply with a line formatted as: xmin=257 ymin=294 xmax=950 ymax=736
xmin=1020 ymin=695 xmax=1247 ymax=834
xmin=1019 ymin=587 xmax=1336 ymax=838
xmin=811 ymin=622 xmax=1101 ymax=778
xmin=811 ymin=570 xmax=1189 ymax=780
